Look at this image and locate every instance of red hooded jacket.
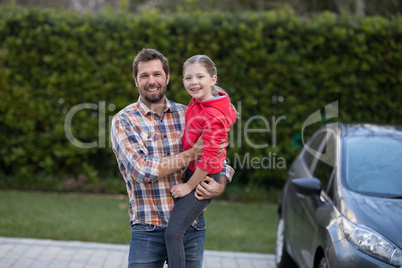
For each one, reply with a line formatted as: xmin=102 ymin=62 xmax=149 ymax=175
xmin=183 ymin=92 xmax=237 ymax=174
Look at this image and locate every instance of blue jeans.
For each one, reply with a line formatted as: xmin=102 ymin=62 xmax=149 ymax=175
xmin=128 ymin=216 xmax=206 ymax=268
xmin=164 ymin=170 xmax=220 ymax=268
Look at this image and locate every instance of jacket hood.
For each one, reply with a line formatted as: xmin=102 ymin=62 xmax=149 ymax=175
xmin=189 ymin=92 xmax=237 ymax=126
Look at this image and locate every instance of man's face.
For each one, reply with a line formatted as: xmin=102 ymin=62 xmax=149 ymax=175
xmin=134 ymin=59 xmax=170 ymax=108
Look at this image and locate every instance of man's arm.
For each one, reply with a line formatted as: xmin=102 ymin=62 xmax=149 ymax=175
xmin=111 ymin=114 xmax=203 ymax=182
xmin=194 ymin=157 xmax=234 ymax=200
xmin=194 ymin=175 xmax=227 ymax=200
xmin=158 ymin=145 xmax=201 ymax=178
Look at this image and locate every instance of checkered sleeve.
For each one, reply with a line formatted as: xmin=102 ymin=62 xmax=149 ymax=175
xmin=221 ymin=161 xmax=234 ymax=183
xmin=111 ymin=113 xmax=161 ymax=183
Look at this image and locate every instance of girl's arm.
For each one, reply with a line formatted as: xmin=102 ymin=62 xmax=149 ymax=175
xmin=171 ymin=113 xmax=230 ymax=198
xmin=170 ymin=167 xmax=208 ymax=198
xmin=186 ymin=167 xmax=209 ymax=190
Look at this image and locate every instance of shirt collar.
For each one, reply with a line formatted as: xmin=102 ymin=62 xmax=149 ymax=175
xmin=137 ymin=97 xmax=175 ymax=117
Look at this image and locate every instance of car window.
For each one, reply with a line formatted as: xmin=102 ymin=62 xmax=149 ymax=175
xmin=304 ymin=128 xmax=338 ymax=199
xmin=302 ymin=131 xmax=326 ymax=170
xmin=326 ymin=168 xmax=336 ymax=199
xmin=312 ymin=130 xmax=337 ymax=196
xmin=345 ymin=135 xmax=402 ymax=196
xmin=313 ymin=157 xmax=334 ymax=194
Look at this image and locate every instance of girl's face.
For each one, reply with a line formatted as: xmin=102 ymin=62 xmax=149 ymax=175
xmin=183 ymin=63 xmax=217 ymax=101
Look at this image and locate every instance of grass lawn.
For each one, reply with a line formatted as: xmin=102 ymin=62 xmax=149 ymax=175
xmin=204 ymin=201 xmax=278 ymax=253
xmin=0 ymin=190 xmax=278 ymax=254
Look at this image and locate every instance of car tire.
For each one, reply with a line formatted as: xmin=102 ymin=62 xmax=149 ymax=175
xmin=275 ymin=217 xmax=298 ymax=268
xmin=317 ymin=256 xmax=328 ymax=268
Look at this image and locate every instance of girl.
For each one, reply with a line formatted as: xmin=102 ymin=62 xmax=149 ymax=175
xmin=165 ymin=55 xmax=237 ymax=267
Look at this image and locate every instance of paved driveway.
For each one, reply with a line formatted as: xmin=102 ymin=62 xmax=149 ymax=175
xmin=0 ymin=237 xmax=275 ymax=268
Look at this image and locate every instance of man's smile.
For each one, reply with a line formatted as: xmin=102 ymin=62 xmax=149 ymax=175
xmin=146 ymin=87 xmax=159 ymax=92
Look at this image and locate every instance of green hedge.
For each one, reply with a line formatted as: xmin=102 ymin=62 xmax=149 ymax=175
xmin=1 ymin=5 xmax=401 ymax=193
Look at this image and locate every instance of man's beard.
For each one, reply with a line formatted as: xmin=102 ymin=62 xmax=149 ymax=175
xmin=143 ymin=91 xmax=164 ymax=103
xmin=139 ymin=84 xmax=166 ymax=104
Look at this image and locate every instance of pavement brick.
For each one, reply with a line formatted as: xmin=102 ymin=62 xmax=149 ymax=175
xmin=0 ymin=237 xmax=275 ymax=268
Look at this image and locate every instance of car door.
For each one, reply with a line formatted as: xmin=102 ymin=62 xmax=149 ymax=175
xmin=286 ymin=129 xmax=327 ymax=265
xmin=287 ymin=128 xmax=337 ymax=267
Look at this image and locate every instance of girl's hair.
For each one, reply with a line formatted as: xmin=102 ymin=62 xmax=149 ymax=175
xmin=183 ymin=55 xmax=237 ymax=113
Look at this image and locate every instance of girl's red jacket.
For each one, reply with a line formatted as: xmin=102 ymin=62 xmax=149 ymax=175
xmin=183 ymin=92 xmax=237 ymax=174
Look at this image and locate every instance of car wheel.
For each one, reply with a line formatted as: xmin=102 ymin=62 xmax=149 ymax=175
xmin=317 ymin=256 xmax=328 ymax=268
xmin=275 ymin=217 xmax=298 ymax=268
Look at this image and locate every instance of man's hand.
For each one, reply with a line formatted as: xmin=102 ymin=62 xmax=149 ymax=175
xmin=171 ymin=183 xmax=193 ymax=198
xmin=193 ymin=136 xmax=227 ymax=159
xmin=194 ymin=175 xmax=226 ymax=200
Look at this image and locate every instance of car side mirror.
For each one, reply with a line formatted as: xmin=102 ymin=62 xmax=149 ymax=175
xmin=291 ymin=178 xmax=322 ymax=196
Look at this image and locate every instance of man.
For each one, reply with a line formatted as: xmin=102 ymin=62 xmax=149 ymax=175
xmin=110 ymin=48 xmax=234 ymax=268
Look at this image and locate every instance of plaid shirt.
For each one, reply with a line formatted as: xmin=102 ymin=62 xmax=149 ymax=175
xmin=111 ymin=97 xmax=234 ymax=227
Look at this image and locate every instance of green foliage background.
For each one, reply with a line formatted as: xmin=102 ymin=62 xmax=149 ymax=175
xmin=0 ymin=5 xmax=401 ymax=194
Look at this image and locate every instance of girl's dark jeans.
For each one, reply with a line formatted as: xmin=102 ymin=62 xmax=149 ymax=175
xmin=165 ymin=169 xmax=220 ymax=268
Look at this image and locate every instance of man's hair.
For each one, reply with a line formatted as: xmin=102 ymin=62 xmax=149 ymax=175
xmin=132 ymin=48 xmax=170 ymax=78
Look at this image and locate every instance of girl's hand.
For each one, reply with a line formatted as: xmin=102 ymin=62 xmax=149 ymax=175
xmin=171 ymin=183 xmax=193 ymax=198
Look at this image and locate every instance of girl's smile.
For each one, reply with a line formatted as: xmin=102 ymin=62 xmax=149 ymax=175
xmin=183 ymin=63 xmax=217 ymax=101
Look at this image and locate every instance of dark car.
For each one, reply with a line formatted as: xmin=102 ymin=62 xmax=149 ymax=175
xmin=275 ymin=123 xmax=402 ymax=268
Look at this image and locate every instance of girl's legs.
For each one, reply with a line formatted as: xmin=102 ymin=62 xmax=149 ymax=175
xmin=165 ymin=190 xmax=211 ymax=267
xmin=165 ymin=170 xmax=220 ymax=268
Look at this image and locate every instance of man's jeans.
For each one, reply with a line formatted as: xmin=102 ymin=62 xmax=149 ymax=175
xmin=128 ymin=216 xmax=206 ymax=268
